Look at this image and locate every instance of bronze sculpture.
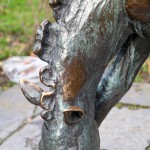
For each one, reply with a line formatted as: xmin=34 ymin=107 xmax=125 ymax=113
xmin=20 ymin=0 xmax=150 ymax=149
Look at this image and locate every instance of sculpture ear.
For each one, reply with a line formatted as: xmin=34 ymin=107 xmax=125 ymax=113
xmin=20 ymin=79 xmax=55 ymax=110
xmin=33 ymin=19 xmax=51 ymax=55
xmin=126 ymin=0 xmax=150 ymax=23
xmin=20 ymin=79 xmax=43 ymax=106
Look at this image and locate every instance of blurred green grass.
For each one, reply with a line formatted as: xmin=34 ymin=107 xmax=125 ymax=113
xmin=1 ymin=0 xmax=37 ymax=34
xmin=135 ymin=60 xmax=150 ymax=83
xmin=0 ymin=0 xmax=54 ymax=60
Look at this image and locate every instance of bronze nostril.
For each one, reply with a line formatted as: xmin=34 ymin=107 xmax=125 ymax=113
xmin=63 ymin=106 xmax=84 ymax=124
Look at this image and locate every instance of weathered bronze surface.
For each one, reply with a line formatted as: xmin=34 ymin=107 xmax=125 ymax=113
xmin=20 ymin=0 xmax=150 ymax=149
xmin=62 ymin=57 xmax=87 ymax=101
xmin=40 ymin=91 xmax=55 ymax=110
xmin=126 ymin=0 xmax=150 ymax=23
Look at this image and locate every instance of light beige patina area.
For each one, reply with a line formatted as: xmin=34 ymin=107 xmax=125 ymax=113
xmin=62 ymin=58 xmax=87 ymax=101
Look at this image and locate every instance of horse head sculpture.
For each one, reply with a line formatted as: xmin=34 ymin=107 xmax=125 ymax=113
xmin=20 ymin=0 xmax=150 ymax=149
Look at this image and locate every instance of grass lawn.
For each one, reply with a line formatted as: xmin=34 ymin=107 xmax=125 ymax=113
xmin=0 ymin=0 xmax=55 ymax=90
xmin=0 ymin=0 xmax=54 ymax=60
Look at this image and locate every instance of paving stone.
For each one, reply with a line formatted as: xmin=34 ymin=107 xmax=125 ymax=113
xmin=0 ymin=85 xmax=34 ymax=143
xmin=99 ymin=108 xmax=150 ymax=150
xmin=0 ymin=116 xmax=42 ymax=150
xmin=0 ymin=82 xmax=149 ymax=149
xmin=0 ymin=83 xmax=47 ymax=143
xmin=1 ymin=108 xmax=150 ymax=150
xmin=121 ymin=83 xmax=150 ymax=106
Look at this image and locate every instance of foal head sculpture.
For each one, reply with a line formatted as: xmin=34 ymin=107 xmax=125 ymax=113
xmin=20 ymin=0 xmax=150 ymax=149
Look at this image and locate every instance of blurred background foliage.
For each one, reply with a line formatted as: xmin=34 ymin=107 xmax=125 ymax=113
xmin=0 ymin=0 xmax=54 ymax=60
xmin=0 ymin=0 xmax=54 ymax=90
xmin=0 ymin=0 xmax=149 ymax=91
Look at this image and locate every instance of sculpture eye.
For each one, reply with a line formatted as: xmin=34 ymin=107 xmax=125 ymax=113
xmin=49 ymin=0 xmax=60 ymax=7
xmin=63 ymin=106 xmax=84 ymax=124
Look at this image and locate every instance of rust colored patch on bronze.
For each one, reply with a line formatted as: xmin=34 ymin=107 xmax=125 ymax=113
xmin=62 ymin=58 xmax=87 ymax=101
xmin=126 ymin=0 xmax=150 ymax=23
